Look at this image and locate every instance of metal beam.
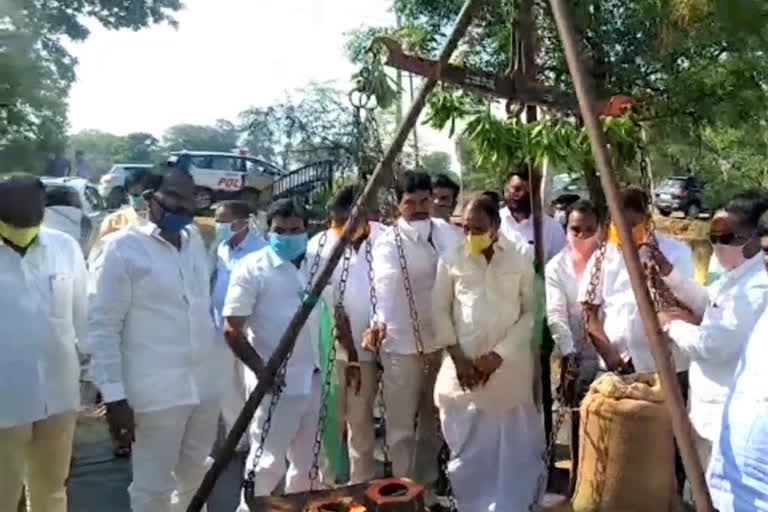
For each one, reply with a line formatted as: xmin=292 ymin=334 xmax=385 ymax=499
xmin=548 ymin=1 xmax=715 ymax=511
xmin=374 ymin=37 xmax=577 ymax=110
xmin=185 ymin=0 xmax=484 ymax=508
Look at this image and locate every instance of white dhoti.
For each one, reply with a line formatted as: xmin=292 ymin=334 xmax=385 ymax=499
xmin=236 ymin=374 xmax=325 ymax=512
xmin=220 ymin=350 xmax=249 ymax=452
xmin=441 ymin=403 xmax=545 ymax=512
xmin=130 ymin=400 xmax=220 ymax=512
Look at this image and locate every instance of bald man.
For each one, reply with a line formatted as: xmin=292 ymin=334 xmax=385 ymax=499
xmin=88 ymin=169 xmax=224 ymax=512
xmin=0 ymin=175 xmax=88 ymax=512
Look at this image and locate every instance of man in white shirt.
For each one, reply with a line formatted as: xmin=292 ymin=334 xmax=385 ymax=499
xmin=579 ymin=186 xmax=695 ymax=374
xmin=223 ymin=198 xmax=323 ymax=508
xmin=43 ymin=186 xmax=92 ymax=253
xmin=211 ymin=200 xmax=266 ymax=454
xmin=579 ymin=186 xmax=696 ymax=493
xmin=545 ymin=199 xmax=601 ymax=492
xmin=655 ymin=192 xmax=768 ymax=471
xmin=706 ymin=211 xmax=768 ymax=512
xmin=432 ymin=194 xmax=542 ymax=512
xmin=306 ymin=185 xmax=384 ymax=484
xmin=0 ymin=175 xmax=87 ymax=512
xmin=500 ymin=168 xmax=566 ymax=262
xmin=366 ymin=171 xmax=462 ymax=501
xmin=88 ymin=169 xmax=223 ymax=512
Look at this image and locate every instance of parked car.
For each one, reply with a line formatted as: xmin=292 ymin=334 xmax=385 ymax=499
xmin=98 ymin=163 xmax=155 ymax=209
xmin=546 ymin=173 xmax=591 ymax=213
xmin=41 ymin=177 xmax=108 ymax=251
xmin=167 ymin=151 xmax=285 ymax=210
xmin=653 ymin=176 xmax=704 ymax=218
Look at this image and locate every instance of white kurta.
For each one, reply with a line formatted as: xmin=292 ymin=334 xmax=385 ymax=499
xmin=499 ymin=207 xmax=566 ymax=263
xmin=665 ymin=254 xmax=768 ymax=445
xmin=223 ymin=247 xmax=324 ymax=504
xmin=432 ymin=238 xmax=544 ymax=512
xmin=578 ymin=234 xmax=695 ymax=372
xmin=707 ymin=307 xmax=768 ymax=512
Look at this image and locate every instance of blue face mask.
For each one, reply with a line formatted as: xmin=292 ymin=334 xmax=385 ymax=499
xmin=128 ymin=194 xmax=146 ymax=211
xmin=152 ymin=197 xmax=193 ymax=233
xmin=215 ymin=222 xmax=233 ymax=245
xmin=158 ymin=211 xmax=193 ymax=233
xmin=268 ymin=232 xmax=308 ymax=262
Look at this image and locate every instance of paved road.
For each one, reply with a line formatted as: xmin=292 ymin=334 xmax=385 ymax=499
xmin=67 ymin=413 xmax=245 ymax=512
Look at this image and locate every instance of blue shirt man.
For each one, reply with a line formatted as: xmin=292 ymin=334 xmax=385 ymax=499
xmin=210 ymin=200 xmax=265 ymax=453
xmin=212 ymin=201 xmax=266 ymax=334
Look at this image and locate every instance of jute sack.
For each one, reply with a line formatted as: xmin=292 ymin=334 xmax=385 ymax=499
xmin=569 ymin=372 xmax=681 ymax=512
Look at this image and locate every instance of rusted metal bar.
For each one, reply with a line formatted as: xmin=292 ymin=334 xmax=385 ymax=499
xmin=548 ymin=1 xmax=715 ymax=511
xmin=185 ymin=1 xmax=483 ymax=509
xmin=374 ymin=37 xmax=576 ymax=110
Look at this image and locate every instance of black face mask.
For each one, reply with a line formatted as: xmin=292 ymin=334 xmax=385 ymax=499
xmin=507 ymin=194 xmax=532 ymax=215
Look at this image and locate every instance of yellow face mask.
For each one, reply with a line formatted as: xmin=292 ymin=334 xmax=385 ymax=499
xmin=0 ymin=220 xmax=41 ymax=248
xmin=331 ymin=220 xmax=368 ymax=240
xmin=466 ymin=232 xmax=493 ymax=256
xmin=607 ymin=221 xmax=648 ymax=247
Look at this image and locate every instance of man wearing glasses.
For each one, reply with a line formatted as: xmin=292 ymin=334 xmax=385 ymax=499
xmin=650 ymin=190 xmax=768 ymax=491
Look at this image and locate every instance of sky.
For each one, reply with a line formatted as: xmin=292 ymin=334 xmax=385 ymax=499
xmin=65 ymin=0 xmax=456 ymax=163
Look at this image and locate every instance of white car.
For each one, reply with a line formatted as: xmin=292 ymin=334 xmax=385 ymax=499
xmin=168 ymin=151 xmax=285 ymax=210
xmin=98 ymin=163 xmax=155 ymax=209
xmin=41 ymin=177 xmax=108 ymax=251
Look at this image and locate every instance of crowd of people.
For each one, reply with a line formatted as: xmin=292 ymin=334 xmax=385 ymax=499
xmin=1 ymin=164 xmax=768 ymax=512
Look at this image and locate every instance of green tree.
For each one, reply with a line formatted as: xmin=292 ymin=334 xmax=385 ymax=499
xmin=67 ymin=130 xmax=124 ymax=178
xmin=114 ymin=132 xmax=161 ymax=164
xmin=0 ymin=0 xmax=182 ymax=174
xmin=240 ymin=83 xmax=377 ymax=172
xmin=417 ymin=151 xmax=457 ymax=179
xmin=347 ymin=0 xmax=768 ymax=203
xmin=162 ymin=120 xmax=240 ymax=153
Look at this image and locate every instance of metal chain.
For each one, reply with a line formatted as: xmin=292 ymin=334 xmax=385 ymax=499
xmin=392 ymin=225 xmax=427 ymax=357
xmin=243 ymin=232 xmax=328 ymax=493
xmin=308 ymin=243 xmax=353 ymax=488
xmin=365 ymin=237 xmax=392 ymax=474
xmin=392 ymin=223 xmax=457 ymax=511
xmin=528 ymin=233 xmax=608 ymax=511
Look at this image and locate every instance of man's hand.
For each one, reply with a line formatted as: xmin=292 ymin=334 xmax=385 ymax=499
xmin=105 ymin=399 xmax=135 ymax=447
xmin=602 ymin=348 xmax=630 ymax=373
xmin=639 ymin=243 xmax=673 ymax=277
xmin=658 ymin=308 xmax=700 ymax=327
xmin=345 ymin=362 xmax=362 ymax=395
xmin=447 ymin=345 xmax=480 ymax=390
xmin=474 ymin=352 xmax=503 ymax=384
xmin=362 ymin=322 xmax=387 ymax=353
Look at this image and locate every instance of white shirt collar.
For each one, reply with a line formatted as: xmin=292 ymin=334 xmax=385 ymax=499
xmin=722 ymin=251 xmax=764 ymax=282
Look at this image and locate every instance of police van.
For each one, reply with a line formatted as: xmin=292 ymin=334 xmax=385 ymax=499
xmin=168 ymin=150 xmax=285 ymax=211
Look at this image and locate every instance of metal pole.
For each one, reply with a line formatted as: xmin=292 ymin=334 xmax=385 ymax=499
xmin=548 ymin=1 xmax=715 ymax=510
xmin=186 ymin=0 xmax=482 ymax=508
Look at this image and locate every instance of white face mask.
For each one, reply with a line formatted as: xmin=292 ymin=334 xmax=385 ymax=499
xmin=714 ymin=243 xmax=748 ymax=272
xmin=408 ymin=219 xmax=432 ymax=240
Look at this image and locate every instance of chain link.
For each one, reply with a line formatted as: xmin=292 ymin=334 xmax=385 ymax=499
xmin=528 ymin=231 xmax=608 ymax=511
xmin=365 ymin=238 xmax=392 ymax=474
xmin=308 ymin=243 xmax=353 ymax=488
xmin=392 ymin=223 xmax=457 ymax=511
xmin=243 ymin=232 xmax=328 ymax=493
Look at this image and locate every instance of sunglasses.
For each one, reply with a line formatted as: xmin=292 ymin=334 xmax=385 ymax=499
xmin=709 ymin=232 xmax=749 ymax=246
